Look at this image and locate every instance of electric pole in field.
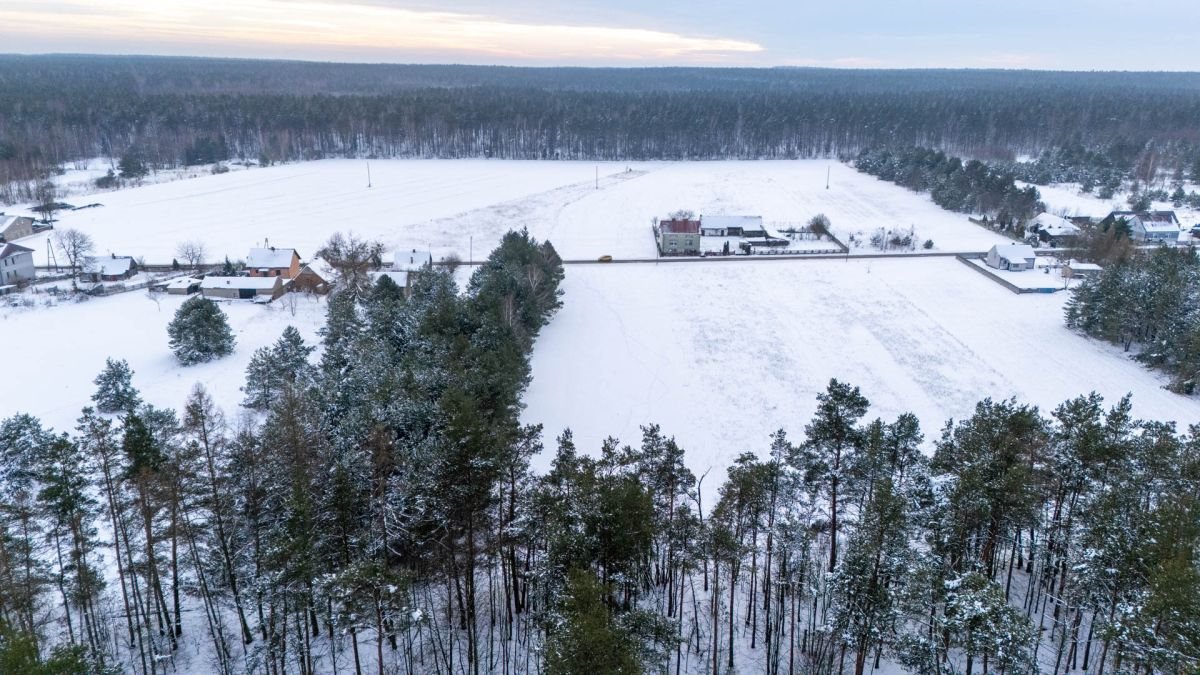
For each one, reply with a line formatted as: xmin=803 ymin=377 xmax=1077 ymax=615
xmin=366 ymin=161 xmax=372 ymax=188
xmin=826 ymin=165 xmax=831 ymax=189
xmin=595 ymin=166 xmax=599 ymax=189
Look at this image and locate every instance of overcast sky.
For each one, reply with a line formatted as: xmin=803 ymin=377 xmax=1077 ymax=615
xmin=2 ymin=0 xmax=1198 ymax=70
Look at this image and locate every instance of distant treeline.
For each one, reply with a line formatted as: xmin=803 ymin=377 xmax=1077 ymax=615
xmin=854 ymin=147 xmax=1042 ymax=227
xmin=3 ymin=56 xmax=1200 ymax=196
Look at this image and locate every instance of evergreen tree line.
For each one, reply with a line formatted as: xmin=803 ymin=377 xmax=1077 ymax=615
xmin=1004 ymin=141 xmax=1200 ymax=198
xmin=1065 ymin=244 xmax=1200 ymax=393
xmin=4 ymin=56 xmax=1200 ymax=201
xmin=5 ymin=371 xmax=1197 ymax=673
xmin=854 ymin=148 xmax=1043 ymax=228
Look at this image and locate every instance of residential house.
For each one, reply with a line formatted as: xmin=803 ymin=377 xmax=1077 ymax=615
xmin=1099 ymin=210 xmax=1181 ymax=244
xmin=985 ymin=243 xmax=1037 ymax=271
xmin=200 ymin=275 xmax=285 ymax=301
xmin=80 ymin=255 xmax=138 ymax=282
xmin=291 ymin=258 xmax=335 ymax=295
xmin=1026 ymin=213 xmax=1080 ymax=247
xmin=700 ymin=215 xmax=766 ymax=238
xmin=246 ymin=247 xmax=301 ymax=278
xmin=656 ymin=218 xmax=701 ymax=255
xmin=0 ymin=215 xmax=34 ymax=242
xmin=367 ymin=249 xmax=434 ymax=293
xmin=0 ymin=242 xmax=35 ymax=285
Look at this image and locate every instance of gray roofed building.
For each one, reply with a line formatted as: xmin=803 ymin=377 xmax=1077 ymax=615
xmin=0 ymin=242 xmax=35 ymax=284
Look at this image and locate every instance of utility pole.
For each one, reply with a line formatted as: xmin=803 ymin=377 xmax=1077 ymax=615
xmin=826 ymin=165 xmax=831 ymax=190
xmin=366 ymin=161 xmax=372 ymax=188
xmin=595 ymin=166 xmax=599 ymax=189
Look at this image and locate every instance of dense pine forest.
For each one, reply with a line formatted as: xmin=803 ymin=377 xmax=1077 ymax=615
xmin=3 ymin=55 xmax=1200 ymax=199
xmin=2 ymin=230 xmax=1197 ymax=674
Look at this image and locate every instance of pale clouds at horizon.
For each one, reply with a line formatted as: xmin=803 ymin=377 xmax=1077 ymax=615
xmin=1 ymin=0 xmax=1198 ymax=69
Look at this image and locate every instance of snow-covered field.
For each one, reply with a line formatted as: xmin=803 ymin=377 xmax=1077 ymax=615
xmin=0 ymin=292 xmax=326 ymax=433
xmin=4 ymin=159 xmax=1198 ymax=482
xmin=6 ymin=159 xmax=1010 ymax=268
xmin=523 ymin=258 xmax=1200 ymax=477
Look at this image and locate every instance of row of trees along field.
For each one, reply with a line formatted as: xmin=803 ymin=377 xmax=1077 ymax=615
xmin=2 ymin=230 xmax=1198 ymax=674
xmin=3 ymin=56 xmax=1200 ymax=200
xmin=853 ymin=147 xmax=1043 ymax=229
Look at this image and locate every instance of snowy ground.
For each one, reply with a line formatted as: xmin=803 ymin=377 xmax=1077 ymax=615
xmin=0 ymin=291 xmax=326 ymax=434
xmin=522 ymin=258 xmax=1200 ymax=479
xmin=964 ymin=257 xmax=1069 ymax=292
xmin=4 ymin=159 xmax=1196 ymax=480
xmin=4 ymin=160 xmax=1010 ymax=269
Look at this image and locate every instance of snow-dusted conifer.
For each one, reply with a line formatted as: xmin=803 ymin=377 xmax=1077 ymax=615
xmin=91 ymin=357 xmax=141 ymax=414
xmin=167 ymin=296 xmax=235 ymax=365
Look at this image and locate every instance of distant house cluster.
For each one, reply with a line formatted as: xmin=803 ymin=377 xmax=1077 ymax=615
xmin=156 ymin=244 xmax=436 ymax=303
xmin=1029 ymin=209 xmax=1185 ymax=248
xmin=198 ymin=245 xmax=303 ymax=302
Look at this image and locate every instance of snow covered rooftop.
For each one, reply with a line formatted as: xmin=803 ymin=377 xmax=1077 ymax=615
xmin=1030 ymin=213 xmax=1079 ymax=236
xmin=165 ymin=276 xmax=202 ymax=289
xmin=1107 ymin=210 xmax=1181 ymax=232
xmin=0 ymin=242 xmax=33 ymax=259
xmin=0 ymin=215 xmax=23 ymax=229
xmin=246 ymin=247 xmax=298 ymax=269
xmin=701 ymin=214 xmax=763 ymax=229
xmin=990 ymin=243 xmax=1037 ymax=260
xmin=371 ymin=270 xmax=412 ymax=287
xmin=81 ymin=256 xmax=134 ymax=276
xmin=200 ymin=275 xmax=281 ymax=290
xmin=391 ymin=249 xmax=432 ymax=272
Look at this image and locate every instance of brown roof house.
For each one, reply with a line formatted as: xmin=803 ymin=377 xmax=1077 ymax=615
xmin=291 ymin=257 xmax=335 ymax=295
xmin=656 ymin=218 xmax=701 ymax=256
xmin=246 ymin=247 xmax=301 ymax=278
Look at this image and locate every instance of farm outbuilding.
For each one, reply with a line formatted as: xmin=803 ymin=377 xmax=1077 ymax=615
xmin=80 ymin=255 xmax=138 ymax=282
xmin=200 ymin=275 xmax=285 ymax=301
xmin=700 ymin=215 xmax=766 ymax=238
xmin=164 ymin=277 xmax=202 ymax=295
